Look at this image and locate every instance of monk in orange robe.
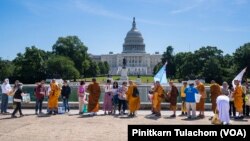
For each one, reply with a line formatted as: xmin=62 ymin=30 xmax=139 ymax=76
xmin=168 ymin=81 xmax=178 ymax=117
xmin=210 ymin=80 xmax=221 ymax=113
xmin=152 ymin=81 xmax=164 ymax=117
xmin=87 ymin=78 xmax=101 ymax=115
xmin=195 ymin=79 xmax=206 ymax=118
xmin=126 ymin=80 xmax=140 ymax=117
xmin=233 ymin=80 xmax=243 ymax=118
xmin=48 ymin=79 xmax=61 ymax=114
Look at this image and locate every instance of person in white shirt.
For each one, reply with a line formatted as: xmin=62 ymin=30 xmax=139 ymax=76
xmin=1 ymin=78 xmax=12 ymax=114
xmin=112 ymin=81 xmax=119 ymax=114
xmin=103 ymin=80 xmax=113 ymax=115
xmin=217 ymin=82 xmax=230 ymax=124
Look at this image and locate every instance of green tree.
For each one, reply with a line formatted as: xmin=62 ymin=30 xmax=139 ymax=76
xmin=85 ymin=61 xmax=100 ymax=77
xmin=98 ymin=62 xmax=105 ymax=75
xmin=52 ymin=36 xmax=90 ymax=76
xmin=161 ymin=46 xmax=176 ymax=78
xmin=103 ymin=61 xmax=110 ymax=74
xmin=153 ymin=62 xmax=162 ymax=75
xmin=194 ymin=46 xmax=223 ymax=79
xmin=221 ymin=54 xmax=236 ymax=82
xmin=47 ymin=56 xmax=80 ymax=79
xmin=202 ymin=58 xmax=223 ymax=83
xmin=82 ymin=59 xmax=90 ymax=77
xmin=12 ymin=46 xmax=48 ymax=83
xmin=174 ymin=52 xmax=195 ymax=80
xmin=233 ymin=43 xmax=250 ymax=77
xmin=0 ymin=58 xmax=14 ymax=81
xmin=180 ymin=53 xmax=197 ymax=80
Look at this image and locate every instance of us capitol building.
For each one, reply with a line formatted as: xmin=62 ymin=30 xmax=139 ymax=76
xmin=91 ymin=17 xmax=162 ymax=75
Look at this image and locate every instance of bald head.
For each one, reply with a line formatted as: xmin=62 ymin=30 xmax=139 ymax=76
xmin=211 ymin=80 xmax=216 ymax=84
xmin=234 ymin=80 xmax=240 ymax=86
xmin=129 ymin=80 xmax=133 ymax=85
xmin=195 ymin=79 xmax=200 ymax=85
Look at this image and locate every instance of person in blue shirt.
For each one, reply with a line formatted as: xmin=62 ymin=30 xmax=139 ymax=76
xmin=184 ymin=82 xmax=198 ymax=119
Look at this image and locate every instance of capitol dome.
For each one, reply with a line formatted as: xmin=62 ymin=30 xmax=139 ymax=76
xmin=122 ymin=17 xmax=145 ymax=53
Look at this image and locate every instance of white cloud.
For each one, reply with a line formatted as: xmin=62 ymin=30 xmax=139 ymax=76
xmin=73 ymin=0 xmax=130 ymax=21
xmin=73 ymin=0 xmax=168 ymax=26
xmin=170 ymin=5 xmax=198 ymax=14
xmin=169 ymin=0 xmax=205 ymax=14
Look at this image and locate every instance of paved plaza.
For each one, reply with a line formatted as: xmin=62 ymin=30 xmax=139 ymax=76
xmin=0 ymin=109 xmax=249 ymax=141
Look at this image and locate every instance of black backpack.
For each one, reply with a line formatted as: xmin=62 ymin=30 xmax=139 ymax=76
xmin=132 ymin=87 xmax=139 ymax=97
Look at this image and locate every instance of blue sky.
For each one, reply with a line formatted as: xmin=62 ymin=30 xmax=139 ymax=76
xmin=1 ymin=0 xmax=250 ymax=60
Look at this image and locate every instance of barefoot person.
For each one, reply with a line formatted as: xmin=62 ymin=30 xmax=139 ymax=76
xmin=195 ymin=79 xmax=206 ymax=118
xmin=233 ymin=80 xmax=244 ymax=119
xmin=152 ymin=80 xmax=164 ymax=117
xmin=210 ymin=80 xmax=221 ymax=119
xmin=87 ymin=78 xmax=101 ymax=116
xmin=168 ymin=81 xmax=178 ymax=117
xmin=210 ymin=80 xmax=221 ymax=113
xmin=126 ymin=80 xmax=140 ymax=117
xmin=48 ymin=79 xmax=61 ymax=115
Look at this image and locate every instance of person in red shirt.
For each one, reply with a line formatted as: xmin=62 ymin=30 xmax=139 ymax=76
xmin=35 ymin=80 xmax=46 ymax=114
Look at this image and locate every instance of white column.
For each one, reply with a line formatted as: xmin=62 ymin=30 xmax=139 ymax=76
xmin=137 ymin=56 xmax=139 ymax=66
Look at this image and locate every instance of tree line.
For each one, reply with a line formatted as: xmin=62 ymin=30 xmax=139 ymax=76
xmin=0 ymin=36 xmax=109 ymax=83
xmin=153 ymin=43 xmax=250 ymax=84
xmin=1 ymin=35 xmax=249 ymax=84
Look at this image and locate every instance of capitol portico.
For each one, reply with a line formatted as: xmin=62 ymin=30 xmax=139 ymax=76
xmin=91 ymin=17 xmax=162 ymax=75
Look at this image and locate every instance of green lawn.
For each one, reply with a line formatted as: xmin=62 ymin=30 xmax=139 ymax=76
xmin=78 ymin=75 xmax=154 ymax=84
xmin=78 ymin=76 xmax=250 ymax=86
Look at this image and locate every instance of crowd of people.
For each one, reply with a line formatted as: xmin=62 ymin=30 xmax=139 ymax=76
xmin=1 ymin=78 xmax=250 ymax=125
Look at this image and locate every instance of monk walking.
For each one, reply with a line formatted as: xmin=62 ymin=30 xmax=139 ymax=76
xmin=168 ymin=81 xmax=178 ymax=117
xmin=195 ymin=79 xmax=206 ymax=118
xmin=152 ymin=81 xmax=164 ymax=117
xmin=126 ymin=80 xmax=140 ymax=117
xmin=87 ymin=78 xmax=101 ymax=116
xmin=210 ymin=80 xmax=221 ymax=120
xmin=233 ymin=80 xmax=244 ymax=119
xmin=48 ymin=79 xmax=61 ymax=115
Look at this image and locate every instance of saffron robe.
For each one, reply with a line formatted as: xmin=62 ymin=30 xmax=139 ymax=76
xmin=48 ymin=82 xmax=61 ymax=109
xmin=152 ymin=85 xmax=164 ymax=113
xmin=233 ymin=85 xmax=243 ymax=112
xmin=87 ymin=82 xmax=101 ymax=112
xmin=126 ymin=84 xmax=140 ymax=113
xmin=196 ymin=83 xmax=206 ymax=111
xmin=210 ymin=83 xmax=221 ymax=112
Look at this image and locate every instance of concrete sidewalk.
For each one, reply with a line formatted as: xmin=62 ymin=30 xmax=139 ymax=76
xmin=0 ymin=109 xmax=249 ymax=141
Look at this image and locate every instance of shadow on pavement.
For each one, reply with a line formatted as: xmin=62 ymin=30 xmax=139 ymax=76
xmin=144 ymin=115 xmax=161 ymax=120
xmin=231 ymin=119 xmax=249 ymax=122
xmin=181 ymin=117 xmax=201 ymax=121
xmin=77 ymin=114 xmax=94 ymax=118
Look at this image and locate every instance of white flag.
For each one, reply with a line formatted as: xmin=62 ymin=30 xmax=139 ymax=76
xmin=232 ymin=67 xmax=247 ymax=88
